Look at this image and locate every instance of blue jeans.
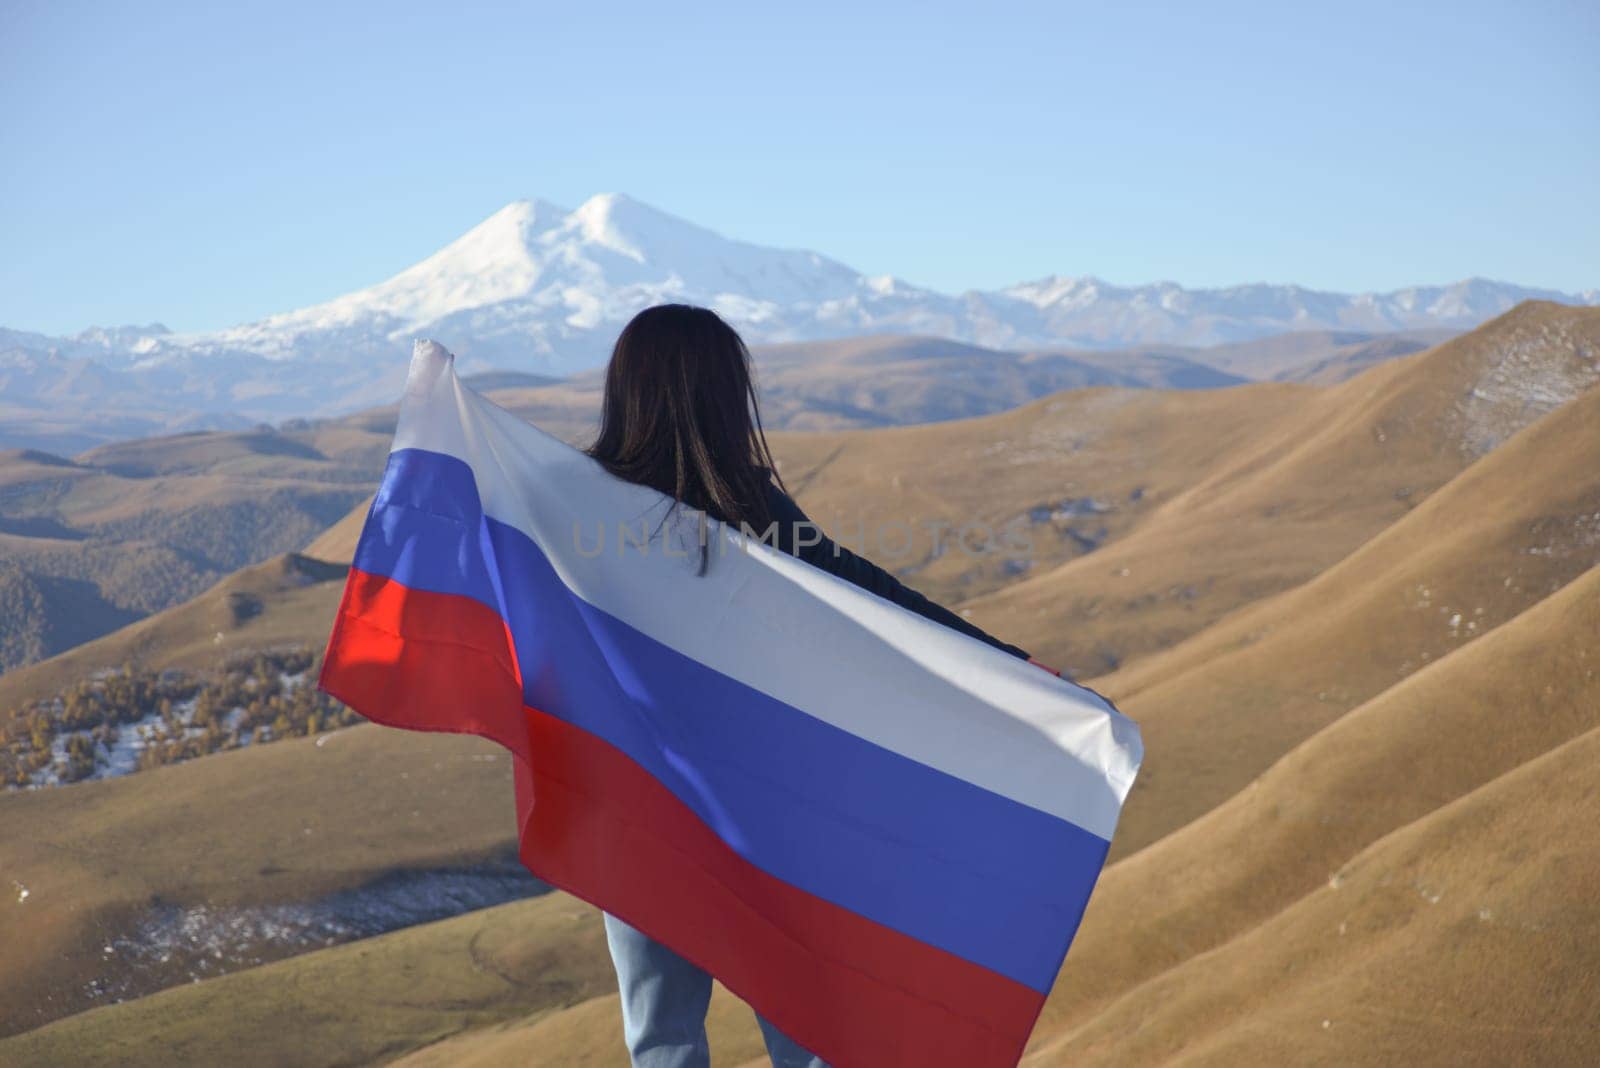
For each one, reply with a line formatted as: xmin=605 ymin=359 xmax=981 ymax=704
xmin=603 ymin=912 xmax=829 ymax=1068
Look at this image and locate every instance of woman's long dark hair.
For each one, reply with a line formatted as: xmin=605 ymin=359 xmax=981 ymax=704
xmin=587 ymin=304 xmax=786 ymax=566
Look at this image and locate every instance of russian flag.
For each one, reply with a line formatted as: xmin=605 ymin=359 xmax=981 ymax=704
xmin=319 ymin=340 xmax=1143 ymax=1067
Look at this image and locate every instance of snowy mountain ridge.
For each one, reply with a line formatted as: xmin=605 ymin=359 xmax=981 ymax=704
xmin=5 ymin=192 xmax=1596 ymax=419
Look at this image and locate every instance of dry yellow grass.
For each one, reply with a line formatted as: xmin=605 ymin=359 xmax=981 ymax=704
xmin=965 ymin=301 xmax=1600 ymax=676
xmin=1273 ymin=329 xmax=1456 ymax=385
xmin=1023 ymin=559 xmax=1600 ymax=1051
xmin=0 ymin=877 xmax=773 ymax=1068
xmin=1097 ymin=369 xmax=1600 ymax=858
xmin=1030 ymin=721 xmax=1600 ymax=1066
xmin=388 ymin=983 xmax=772 ymax=1068
xmin=765 ymin=381 xmax=1310 ymax=616
xmin=0 ymin=424 xmax=387 ymax=671
xmin=0 ymin=892 xmax=616 ymax=1068
xmin=1175 ymin=327 xmax=1454 ymax=382
xmin=0 ymin=715 xmax=522 ymax=1033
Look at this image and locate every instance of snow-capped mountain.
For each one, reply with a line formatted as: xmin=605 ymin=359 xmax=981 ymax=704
xmin=6 ymin=192 xmax=1597 ymax=420
xmin=985 ymin=274 xmax=1600 ymax=350
xmin=170 ymin=194 xmax=893 ymax=373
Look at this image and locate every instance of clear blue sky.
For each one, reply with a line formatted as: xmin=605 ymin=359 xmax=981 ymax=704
xmin=3 ymin=0 xmax=1596 ymax=335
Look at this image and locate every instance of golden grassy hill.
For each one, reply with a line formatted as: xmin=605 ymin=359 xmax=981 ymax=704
xmin=1030 ymin=720 xmax=1600 ymax=1066
xmin=964 ymin=300 xmax=1600 ymax=676
xmin=0 ymin=425 xmax=388 ymax=673
xmin=1273 ymin=328 xmax=1458 ymax=385
xmin=0 ymin=891 xmax=615 ymax=1068
xmin=765 ymin=380 xmax=1311 ymax=614
xmin=0 ymin=317 xmax=1522 ymax=679
xmin=1097 ymin=367 xmax=1600 ymax=857
xmin=381 ymin=979 xmax=771 ymax=1068
xmin=1193 ymin=326 xmax=1456 ymax=383
xmin=0 ymin=881 xmax=775 ymax=1068
xmin=1023 ymin=558 xmax=1600 ymax=1052
xmin=0 ymin=714 xmax=523 ymax=1034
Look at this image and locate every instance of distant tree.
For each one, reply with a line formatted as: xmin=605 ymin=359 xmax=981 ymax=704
xmin=64 ymin=733 xmax=97 ymax=781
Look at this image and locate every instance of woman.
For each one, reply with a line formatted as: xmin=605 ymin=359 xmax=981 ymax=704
xmin=586 ymin=304 xmax=1042 ymax=1068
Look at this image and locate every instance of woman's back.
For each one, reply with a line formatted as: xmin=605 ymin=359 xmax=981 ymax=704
xmin=587 ymin=302 xmax=1030 ymax=1068
xmin=585 ymin=303 xmax=1029 ymax=661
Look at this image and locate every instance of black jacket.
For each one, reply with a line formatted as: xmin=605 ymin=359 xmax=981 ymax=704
xmin=750 ymin=477 xmax=1032 ymax=662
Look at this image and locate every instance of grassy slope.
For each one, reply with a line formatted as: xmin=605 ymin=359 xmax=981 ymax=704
xmin=1 ymin=309 xmax=1570 ymax=681
xmin=964 ymin=301 xmax=1600 ymax=675
xmin=1024 ymin=559 xmax=1600 ymax=1048
xmin=0 ymin=892 xmax=616 ymax=1068
xmin=1098 ymin=373 xmax=1600 ymax=857
xmin=0 ymin=883 xmax=784 ymax=1068
xmin=766 ymin=380 xmax=1309 ymax=620
xmin=0 ymin=424 xmax=388 ymax=672
xmin=1031 ymin=722 xmax=1600 ymax=1066
xmin=0 ymin=714 xmax=521 ymax=1033
xmin=1273 ymin=328 xmax=1457 ymax=385
xmin=387 ymin=984 xmax=771 ymax=1068
xmin=1175 ymin=327 xmax=1453 ymax=381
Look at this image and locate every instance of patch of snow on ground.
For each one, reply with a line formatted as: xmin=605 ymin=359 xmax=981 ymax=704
xmin=1449 ymin=319 xmax=1600 ymax=457
xmin=35 ymin=696 xmax=216 ymax=788
xmin=21 ymin=667 xmax=324 ymax=790
xmin=90 ymin=861 xmax=548 ymax=1004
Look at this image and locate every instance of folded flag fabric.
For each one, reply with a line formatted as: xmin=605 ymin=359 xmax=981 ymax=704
xmin=319 ymin=339 xmax=1144 ymax=1067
